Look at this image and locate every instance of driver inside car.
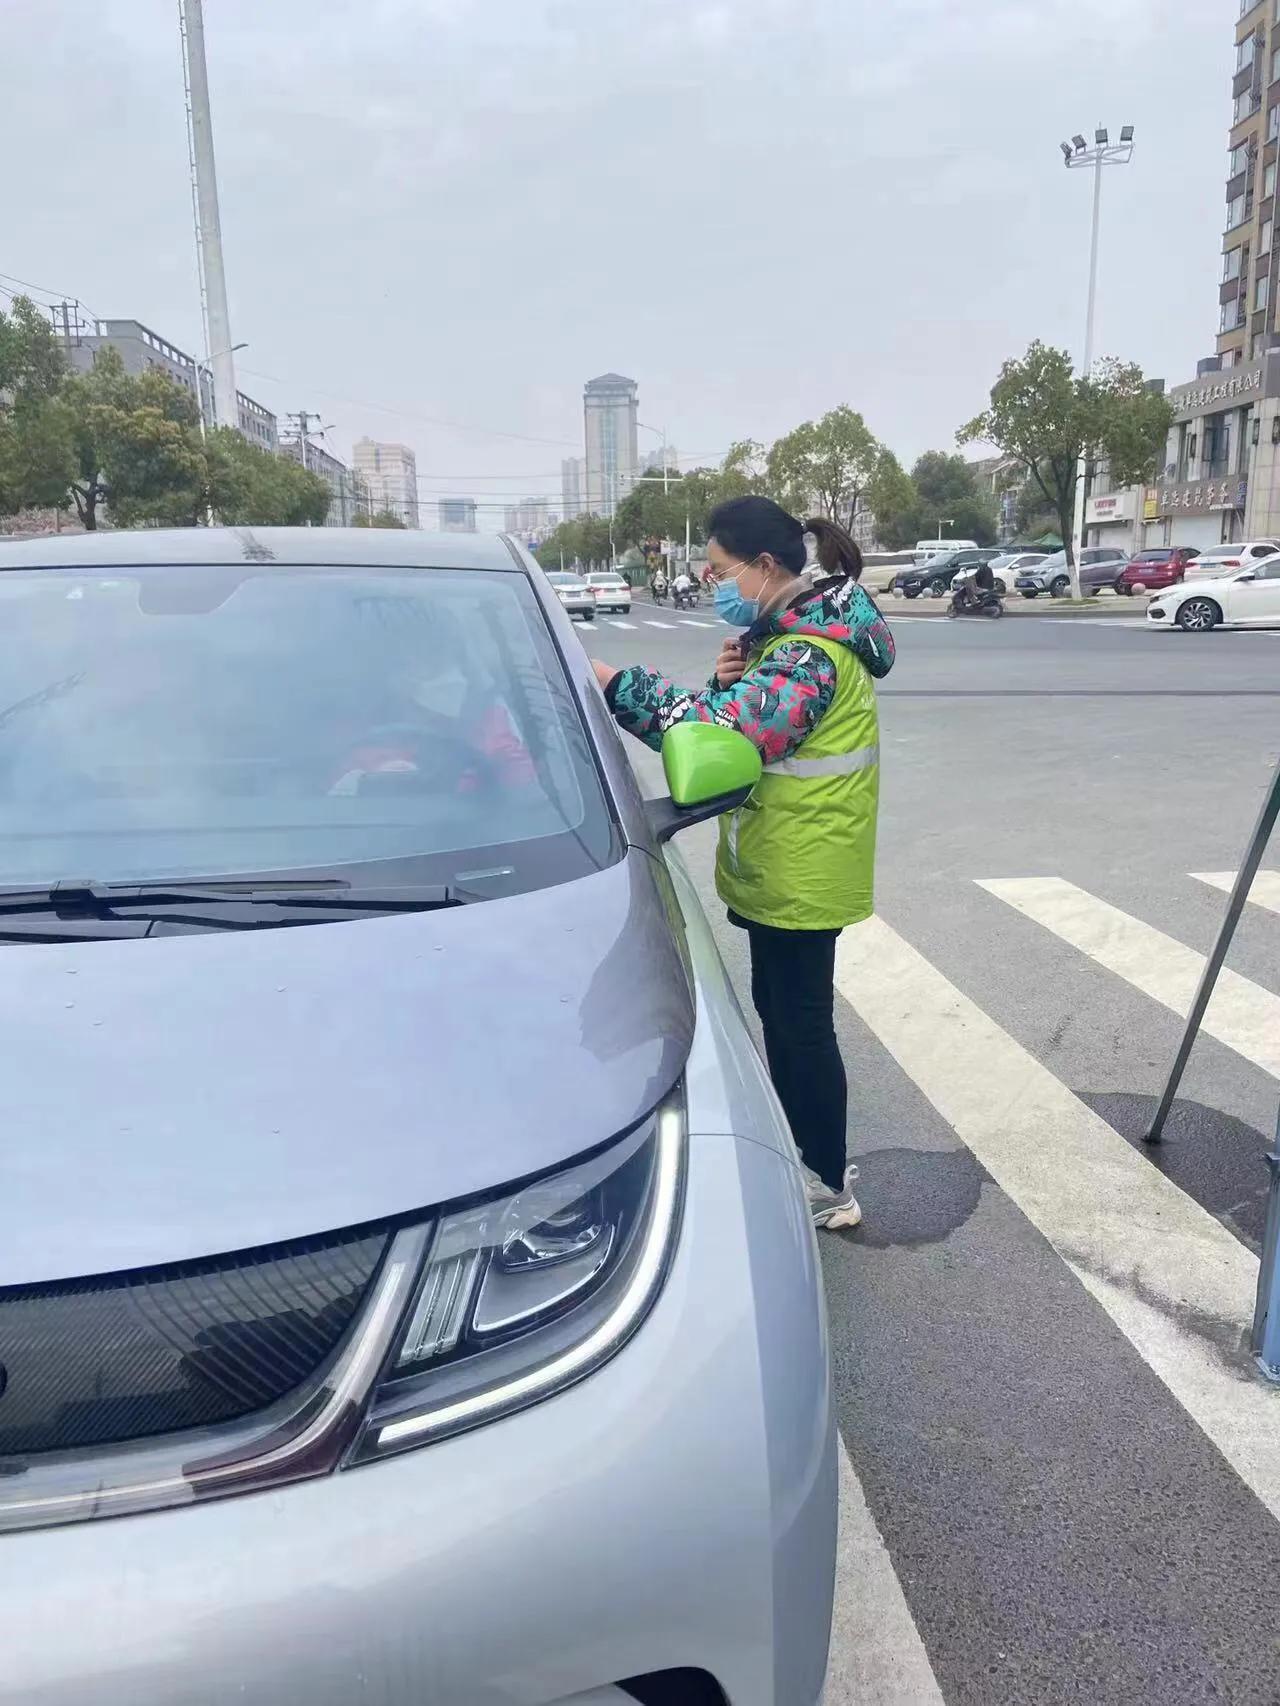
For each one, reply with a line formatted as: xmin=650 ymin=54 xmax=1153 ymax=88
xmin=329 ymin=611 xmax=535 ymax=797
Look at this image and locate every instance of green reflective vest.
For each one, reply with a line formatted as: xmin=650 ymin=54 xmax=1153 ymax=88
xmin=714 ymin=632 xmax=880 ymax=932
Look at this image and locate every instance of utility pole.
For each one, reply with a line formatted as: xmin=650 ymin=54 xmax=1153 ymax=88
xmin=180 ymin=0 xmax=238 ymax=434
xmin=286 ymin=411 xmax=319 ymax=472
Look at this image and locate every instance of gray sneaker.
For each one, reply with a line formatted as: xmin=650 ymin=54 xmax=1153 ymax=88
xmin=806 ymin=1164 xmax=862 ymax=1230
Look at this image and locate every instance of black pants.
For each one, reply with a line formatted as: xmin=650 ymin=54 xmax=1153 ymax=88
xmin=743 ymin=919 xmax=848 ymax=1191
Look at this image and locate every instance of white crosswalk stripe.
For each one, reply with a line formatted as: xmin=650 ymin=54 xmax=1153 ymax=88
xmin=977 ymin=875 xmax=1280 ymax=1080
xmin=679 ymin=618 xmax=716 ymax=628
xmin=644 ymin=619 xmax=677 ymax=629
xmin=604 ymin=619 xmax=636 ymax=629
xmin=1191 ymin=869 xmax=1280 ymax=917
xmin=835 ymin=911 xmax=1280 ymax=1525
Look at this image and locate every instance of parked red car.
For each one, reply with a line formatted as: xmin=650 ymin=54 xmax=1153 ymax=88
xmin=1117 ymin=546 xmax=1200 ymax=595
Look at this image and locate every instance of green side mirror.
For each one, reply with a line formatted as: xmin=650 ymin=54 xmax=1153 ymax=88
xmin=647 ymin=723 xmax=762 ymax=842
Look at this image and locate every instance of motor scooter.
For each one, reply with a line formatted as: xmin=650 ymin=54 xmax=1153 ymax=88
xmin=946 ymin=563 xmax=1003 ymax=619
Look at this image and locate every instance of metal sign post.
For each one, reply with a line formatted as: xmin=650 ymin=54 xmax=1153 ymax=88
xmin=1144 ymin=754 xmax=1280 ymax=1145
xmin=1251 ymin=1106 xmax=1280 ymax=1383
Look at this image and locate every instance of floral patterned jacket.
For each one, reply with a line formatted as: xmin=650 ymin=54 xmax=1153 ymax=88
xmin=603 ymin=576 xmax=895 ymax=761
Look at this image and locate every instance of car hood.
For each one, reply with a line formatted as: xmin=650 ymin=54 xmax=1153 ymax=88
xmin=0 ymin=848 xmax=692 ymax=1285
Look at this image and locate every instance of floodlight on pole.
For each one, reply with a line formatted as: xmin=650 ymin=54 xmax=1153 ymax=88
xmin=1059 ymin=122 xmax=1136 ymax=597
xmin=1060 ymin=141 xmax=1074 ymax=162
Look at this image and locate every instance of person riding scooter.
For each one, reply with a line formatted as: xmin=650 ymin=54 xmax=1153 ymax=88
xmin=651 ymin=569 xmax=668 ymax=603
xmin=672 ymin=569 xmax=696 ymax=610
xmin=948 ymin=560 xmax=1002 ymax=617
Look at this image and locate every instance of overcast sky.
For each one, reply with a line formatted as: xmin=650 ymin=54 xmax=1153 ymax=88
xmin=4 ymin=0 xmax=1229 ymax=524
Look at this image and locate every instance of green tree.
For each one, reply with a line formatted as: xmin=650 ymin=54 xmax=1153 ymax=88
xmin=58 ymin=347 xmax=205 ymax=529
xmin=352 ymin=507 xmax=407 ymax=529
xmin=909 ymin=451 xmax=997 ymax=546
xmin=0 ymin=297 xmax=74 ymax=516
xmin=197 ymin=427 xmax=332 ymax=527
xmin=960 ymin=341 xmax=1172 ymax=591
xmin=863 ymin=449 xmax=918 ymax=550
xmin=765 ymin=406 xmax=879 ymax=524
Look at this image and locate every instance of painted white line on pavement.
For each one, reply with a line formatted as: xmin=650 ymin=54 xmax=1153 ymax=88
xmin=1191 ymin=870 xmax=1280 ymax=918
xmin=604 ymin=619 xmax=637 ymax=629
xmin=834 ymin=915 xmax=1280 ymax=1523
xmin=644 ymin=620 xmax=677 ymax=629
xmin=824 ymin=1435 xmax=945 ymax=1706
xmin=679 ymin=618 xmax=716 ymax=628
xmin=977 ymin=877 xmax=1280 ymax=1080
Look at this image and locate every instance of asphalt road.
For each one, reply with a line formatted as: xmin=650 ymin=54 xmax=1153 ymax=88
xmin=579 ymin=599 xmax=1280 ymax=1705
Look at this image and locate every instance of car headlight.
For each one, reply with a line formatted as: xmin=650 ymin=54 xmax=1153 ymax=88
xmin=349 ymin=1091 xmax=685 ymax=1461
xmin=0 ymin=1094 xmax=685 ymax=1534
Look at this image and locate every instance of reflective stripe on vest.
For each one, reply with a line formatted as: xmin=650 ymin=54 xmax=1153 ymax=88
xmin=768 ymin=742 xmax=879 ymax=779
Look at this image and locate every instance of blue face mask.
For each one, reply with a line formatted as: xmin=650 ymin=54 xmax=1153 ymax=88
xmin=713 ymin=566 xmax=760 ymax=627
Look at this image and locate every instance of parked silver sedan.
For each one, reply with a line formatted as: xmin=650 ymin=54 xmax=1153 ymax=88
xmin=546 ymin=569 xmax=596 ymax=620
xmin=0 ymin=529 xmax=836 ymax=1706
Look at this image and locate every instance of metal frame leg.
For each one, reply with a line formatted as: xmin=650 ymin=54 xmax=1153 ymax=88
xmin=1145 ymin=756 xmax=1280 ymax=1144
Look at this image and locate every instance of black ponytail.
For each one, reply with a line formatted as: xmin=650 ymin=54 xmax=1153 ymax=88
xmin=803 ymin=515 xmax=863 ymax=583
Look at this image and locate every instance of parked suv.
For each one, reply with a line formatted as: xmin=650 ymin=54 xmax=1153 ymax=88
xmin=894 ymin=547 xmax=1003 ymax=599
xmin=1117 ymin=546 xmax=1200 ymax=595
xmin=1015 ymin=547 xmax=1128 ymax=598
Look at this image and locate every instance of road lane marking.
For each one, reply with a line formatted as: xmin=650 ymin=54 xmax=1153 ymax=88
xmin=825 ymin=1435 xmax=944 ymax=1706
xmin=976 ymin=876 xmax=1280 ymax=1080
xmin=679 ymin=618 xmax=716 ymax=628
xmin=604 ymin=619 xmax=637 ymax=629
xmin=644 ymin=620 xmax=677 ymax=628
xmin=1192 ymin=870 xmax=1280 ymax=918
xmin=834 ymin=915 xmax=1280 ymax=1524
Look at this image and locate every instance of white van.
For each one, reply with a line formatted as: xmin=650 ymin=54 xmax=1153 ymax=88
xmin=913 ymin=539 xmax=978 ymax=566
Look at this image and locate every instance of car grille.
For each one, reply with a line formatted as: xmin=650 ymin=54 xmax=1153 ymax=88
xmin=0 ymin=1226 xmax=389 ymax=1456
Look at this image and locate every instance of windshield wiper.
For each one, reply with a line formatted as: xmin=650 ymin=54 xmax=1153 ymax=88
xmin=0 ymin=878 xmax=482 ymax=921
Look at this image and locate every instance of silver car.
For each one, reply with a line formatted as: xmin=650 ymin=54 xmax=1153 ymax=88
xmin=546 ymin=569 xmax=597 ymax=621
xmin=0 ymin=529 xmax=836 ymax=1706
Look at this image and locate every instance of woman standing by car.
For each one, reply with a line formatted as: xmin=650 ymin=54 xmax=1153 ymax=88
xmin=592 ymin=496 xmax=895 ymax=1230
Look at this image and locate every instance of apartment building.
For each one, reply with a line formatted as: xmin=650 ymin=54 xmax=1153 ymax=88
xmin=278 ymin=436 xmax=363 ymax=526
xmin=583 ymin=374 xmax=638 ymax=518
xmin=1218 ymin=2 xmax=1280 ymax=365
xmin=438 ymin=498 xmax=477 ymax=532
xmin=561 ymin=455 xmax=586 ymax=520
xmin=353 ymin=438 xmax=420 ymax=528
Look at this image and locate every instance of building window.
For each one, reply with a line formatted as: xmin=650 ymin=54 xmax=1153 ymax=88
xmin=1230 ymin=142 xmax=1251 ymax=178
xmin=1267 ymin=161 xmax=1278 ymax=199
xmin=1273 ymin=44 xmax=1280 ymax=81
xmin=1223 ymin=296 xmax=1243 ymax=332
xmin=1263 ymin=218 xmax=1275 ymax=252
xmin=1237 ymin=88 xmax=1257 ymax=123
xmin=1225 ymin=246 xmax=1244 ymax=281
xmin=1240 ymin=31 xmax=1257 ymax=70
xmin=1228 ymin=192 xmax=1247 ymax=229
xmin=1270 ymin=103 xmax=1280 ymax=142
xmin=1258 ymin=273 xmax=1271 ymax=309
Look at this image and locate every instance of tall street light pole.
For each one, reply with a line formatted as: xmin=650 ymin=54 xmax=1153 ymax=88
xmin=1062 ymin=124 xmax=1135 ymax=597
xmin=180 ymin=0 xmax=239 ymax=434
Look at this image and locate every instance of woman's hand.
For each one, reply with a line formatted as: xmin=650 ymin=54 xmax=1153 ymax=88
xmin=714 ymin=639 xmax=747 ymax=689
xmin=591 ymin=659 xmax=619 ymax=692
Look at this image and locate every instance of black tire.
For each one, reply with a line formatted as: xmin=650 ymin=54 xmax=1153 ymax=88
xmin=1050 ymin=575 xmax=1070 ymax=598
xmin=984 ymin=599 xmax=1004 ymax=619
xmin=1113 ymin=579 xmax=1128 ymax=596
xmin=1021 ymin=590 xmax=1038 ymax=599
xmin=929 ymin=578 xmax=948 ymax=597
xmin=581 ymin=610 xmax=594 ymax=623
xmin=1176 ymin=597 xmax=1220 ymax=632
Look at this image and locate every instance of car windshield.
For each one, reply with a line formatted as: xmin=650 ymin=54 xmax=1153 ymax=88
xmin=0 ymin=563 xmax=615 ymax=895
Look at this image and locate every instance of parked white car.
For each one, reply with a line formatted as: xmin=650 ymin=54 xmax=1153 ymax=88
xmin=1184 ymin=541 xmax=1280 ymax=579
xmin=584 ymin=571 xmax=632 ymax=613
xmin=912 ymin=538 xmax=978 ymax=566
xmin=1147 ymin=557 xmax=1280 ymax=630
xmin=988 ymin=551 xmax=1047 ymax=594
